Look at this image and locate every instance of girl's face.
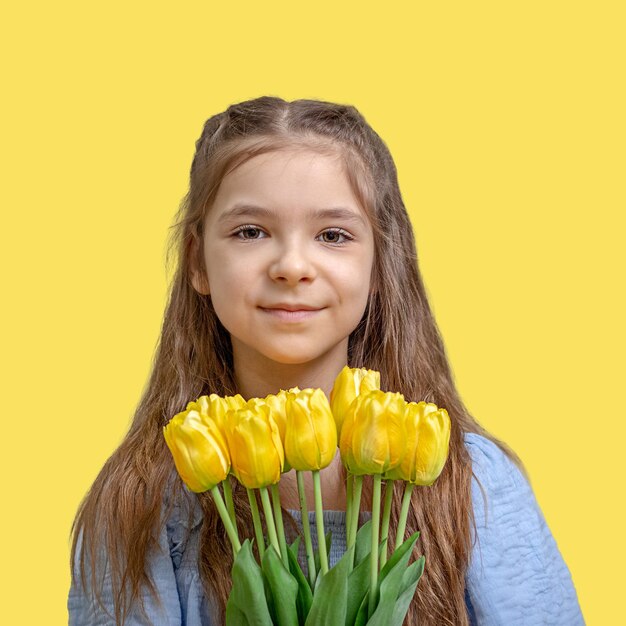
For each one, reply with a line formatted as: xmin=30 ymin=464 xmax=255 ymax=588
xmin=193 ymin=148 xmax=375 ymax=367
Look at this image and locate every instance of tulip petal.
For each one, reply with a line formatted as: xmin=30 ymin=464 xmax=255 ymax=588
xmin=341 ymin=390 xmax=406 ymax=475
xmin=285 ymin=389 xmax=337 ymax=471
xmin=412 ymin=408 xmax=451 ymax=485
xmin=163 ymin=408 xmax=230 ymax=493
xmin=225 ymin=406 xmax=283 ymax=489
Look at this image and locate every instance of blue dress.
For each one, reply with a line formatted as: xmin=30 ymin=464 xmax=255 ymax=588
xmin=68 ymin=433 xmax=585 ymax=625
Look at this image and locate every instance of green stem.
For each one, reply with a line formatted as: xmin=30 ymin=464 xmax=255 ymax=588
xmin=247 ymin=488 xmax=265 ymax=560
xmin=297 ymin=470 xmax=317 ymax=588
xmin=349 ymin=475 xmax=364 ymax=551
xmin=380 ymin=479 xmax=394 ymax=568
xmin=223 ymin=477 xmax=239 ymax=536
xmin=346 ymin=472 xmax=354 ymax=547
xmin=210 ymin=485 xmax=241 ymax=554
xmin=271 ymin=483 xmax=289 ymax=568
xmin=368 ymin=474 xmax=382 ymax=619
xmin=259 ymin=486 xmax=281 ymax=557
xmin=312 ymin=470 xmax=328 ymax=575
xmin=395 ymin=482 xmax=415 ymax=550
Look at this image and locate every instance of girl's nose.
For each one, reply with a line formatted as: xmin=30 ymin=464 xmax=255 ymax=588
xmin=268 ymin=243 xmax=317 ymax=285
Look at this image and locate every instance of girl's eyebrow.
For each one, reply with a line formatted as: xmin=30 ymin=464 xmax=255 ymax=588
xmin=217 ymin=203 xmax=366 ymax=227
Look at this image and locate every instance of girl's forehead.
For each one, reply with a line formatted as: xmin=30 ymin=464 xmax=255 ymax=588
xmin=225 ymin=148 xmax=346 ymax=182
xmin=209 ymin=149 xmax=367 ymax=220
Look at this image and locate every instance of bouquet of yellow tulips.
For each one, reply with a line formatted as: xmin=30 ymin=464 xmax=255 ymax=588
xmin=163 ymin=366 xmax=451 ymax=625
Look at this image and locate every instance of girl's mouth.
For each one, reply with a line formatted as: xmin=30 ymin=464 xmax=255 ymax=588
xmin=259 ymin=307 xmax=324 ymax=322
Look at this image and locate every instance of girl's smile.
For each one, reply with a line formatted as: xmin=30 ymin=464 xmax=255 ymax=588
xmin=259 ymin=306 xmax=325 ymax=322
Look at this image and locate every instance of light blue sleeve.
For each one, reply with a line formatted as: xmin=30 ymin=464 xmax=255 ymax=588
xmin=465 ymin=432 xmax=585 ymax=626
xmin=67 ymin=505 xmax=183 ymax=625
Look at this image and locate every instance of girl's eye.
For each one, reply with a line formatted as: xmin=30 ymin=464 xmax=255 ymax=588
xmin=232 ymin=225 xmax=354 ymax=246
xmin=319 ymin=228 xmax=354 ymax=246
xmin=233 ymin=225 xmax=265 ymax=240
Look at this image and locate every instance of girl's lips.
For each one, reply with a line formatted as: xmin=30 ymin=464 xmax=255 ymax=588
xmin=259 ymin=307 xmax=324 ymax=322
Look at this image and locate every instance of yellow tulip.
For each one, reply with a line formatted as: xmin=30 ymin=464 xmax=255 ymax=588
xmin=224 ymin=403 xmax=284 ymax=489
xmin=339 ymin=389 xmax=407 ymax=475
xmin=261 ymin=388 xmax=301 ymax=473
xmin=163 ymin=408 xmax=230 ymax=493
xmin=262 ymin=387 xmax=301 ymax=441
xmin=284 ymin=388 xmax=337 ymax=471
xmin=188 ymin=393 xmax=246 ymax=433
xmin=330 ymin=366 xmax=381 ymax=439
xmin=386 ymin=401 xmax=451 ymax=485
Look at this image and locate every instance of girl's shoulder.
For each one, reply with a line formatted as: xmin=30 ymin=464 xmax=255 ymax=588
xmin=463 ymin=431 xmax=529 ymax=500
xmin=463 ymin=430 xmax=541 ymax=536
xmin=463 ymin=430 xmax=520 ymax=468
xmin=462 ymin=432 xmax=585 ymax=625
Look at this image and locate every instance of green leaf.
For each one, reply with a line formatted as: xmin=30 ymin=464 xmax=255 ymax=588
xmin=313 ymin=568 xmax=322 ymax=594
xmin=380 ymin=531 xmax=420 ymax=584
xmin=226 ymin=601 xmax=249 ymax=624
xmin=345 ymin=551 xmax=370 ymax=625
xmin=366 ymin=532 xmax=421 ymax=625
xmin=353 ymin=590 xmax=369 ymax=626
xmin=286 ymin=542 xmax=313 ymax=625
xmin=390 ymin=557 xmax=425 ymax=626
xmin=354 ymin=520 xmax=372 ymax=566
xmin=262 ymin=563 xmax=276 ymax=623
xmin=226 ymin=539 xmax=273 ymax=626
xmin=289 ymin=535 xmax=301 ymax=560
xmin=379 ymin=537 xmax=388 ymax=564
xmin=367 ymin=541 xmax=389 ymax=610
xmin=261 ymin=546 xmax=299 ymax=626
xmin=399 ymin=555 xmax=425 ymax=595
xmin=304 ymin=544 xmax=354 ymax=626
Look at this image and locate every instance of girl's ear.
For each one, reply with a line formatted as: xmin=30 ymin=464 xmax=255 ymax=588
xmin=190 ymin=269 xmax=210 ymax=295
xmin=188 ymin=236 xmax=210 ymax=295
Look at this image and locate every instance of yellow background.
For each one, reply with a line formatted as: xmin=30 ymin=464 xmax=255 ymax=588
xmin=1 ymin=1 xmax=623 ymax=623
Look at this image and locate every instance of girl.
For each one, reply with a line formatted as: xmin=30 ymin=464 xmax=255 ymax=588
xmin=68 ymin=96 xmax=584 ymax=625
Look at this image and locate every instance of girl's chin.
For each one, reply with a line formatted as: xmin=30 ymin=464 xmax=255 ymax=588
xmin=230 ymin=335 xmax=340 ymax=366
xmin=261 ymin=351 xmax=322 ymax=366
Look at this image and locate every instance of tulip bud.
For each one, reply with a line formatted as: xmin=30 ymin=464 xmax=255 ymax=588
xmin=246 ymin=395 xmax=289 ymax=471
xmin=189 ymin=393 xmax=246 ymax=434
xmin=224 ymin=403 xmax=284 ymax=489
xmin=385 ymin=401 xmax=451 ymax=485
xmin=284 ymin=388 xmax=337 ymax=471
xmin=163 ymin=408 xmax=230 ymax=493
xmin=262 ymin=389 xmax=301 ymax=473
xmin=339 ymin=389 xmax=407 ymax=475
xmin=330 ymin=366 xmax=381 ymax=439
xmin=258 ymin=393 xmax=285 ymax=442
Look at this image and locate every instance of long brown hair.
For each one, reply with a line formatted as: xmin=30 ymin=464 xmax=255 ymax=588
xmin=69 ymin=96 xmax=529 ymax=625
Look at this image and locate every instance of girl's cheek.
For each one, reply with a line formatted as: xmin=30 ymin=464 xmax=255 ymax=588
xmin=335 ymin=262 xmax=370 ymax=286
xmin=216 ymin=252 xmax=252 ymax=277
